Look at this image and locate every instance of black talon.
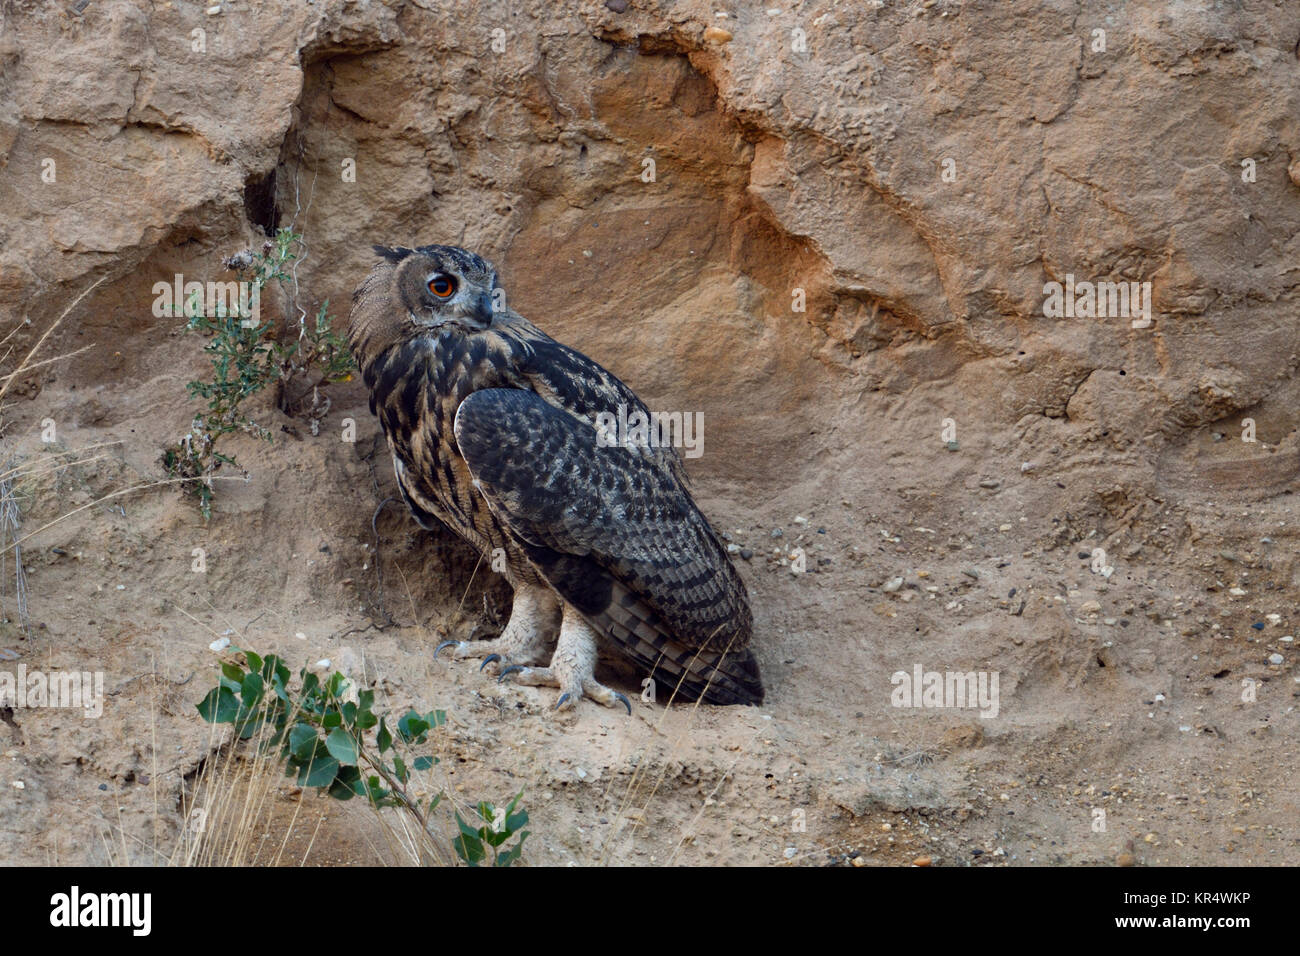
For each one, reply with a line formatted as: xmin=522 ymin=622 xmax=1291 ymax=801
xmin=479 ymin=654 xmax=501 ymax=672
xmin=497 ymin=665 xmax=526 ymax=683
xmin=615 ymin=692 xmax=632 ymax=715
xmin=434 ymin=640 xmax=459 ymax=660
xmin=555 ymin=693 xmax=571 ymax=710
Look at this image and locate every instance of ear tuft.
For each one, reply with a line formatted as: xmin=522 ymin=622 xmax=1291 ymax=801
xmin=373 ymin=245 xmax=414 ymax=263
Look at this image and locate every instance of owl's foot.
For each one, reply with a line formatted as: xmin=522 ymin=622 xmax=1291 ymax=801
xmin=434 ymin=583 xmax=559 ymax=674
xmin=498 ymin=608 xmax=631 ymax=714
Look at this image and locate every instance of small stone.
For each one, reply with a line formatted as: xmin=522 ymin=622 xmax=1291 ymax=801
xmin=998 ymin=523 xmax=1012 ymax=531
xmin=783 ymin=847 xmax=797 ymax=859
xmin=1268 ymin=653 xmax=1284 ymax=665
xmin=727 ymin=543 xmax=740 ymax=554
xmin=1116 ymin=852 xmax=1136 ymax=867
xmin=882 ymin=577 xmax=904 ymax=593
xmin=209 ymin=637 xmax=231 ymax=652
xmin=946 ymin=440 xmax=959 ymax=451
xmin=962 ymin=569 xmax=979 ymax=579
xmin=703 ymin=25 xmax=733 ymax=43
xmin=1079 ymin=600 xmax=1102 ymax=614
xmin=978 ymin=479 xmax=1000 ymax=489
xmin=851 ymin=855 xmax=867 ymax=867
xmin=605 ymin=0 xmax=628 ymax=11
xmin=740 ymin=548 xmax=753 ymax=560
xmin=1229 ymin=587 xmax=1247 ymax=596
xmin=11 ymin=781 xmax=23 ymax=790
xmin=771 ymin=528 xmax=784 ymax=539
xmin=912 ymin=856 xmax=931 ymax=867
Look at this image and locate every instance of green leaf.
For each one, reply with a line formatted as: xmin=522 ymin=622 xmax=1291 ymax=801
xmin=452 ymin=813 xmax=485 ymax=866
xmin=299 ymin=755 xmax=340 ymax=789
xmin=412 ymin=756 xmax=436 ymax=771
xmin=397 ymin=709 xmax=429 ymax=742
xmin=240 ymin=671 xmax=264 ymax=706
xmin=494 ymin=831 xmax=529 ymax=867
xmin=328 ymin=765 xmax=365 ymax=800
xmin=244 ymin=650 xmax=263 ymax=673
xmin=220 ymin=661 xmax=246 ymax=683
xmin=324 ymin=727 xmax=358 ymax=766
xmin=377 ymin=717 xmax=392 ymax=755
xmin=197 ymin=686 xmax=239 ymax=724
xmin=288 ymin=724 xmax=318 ymax=760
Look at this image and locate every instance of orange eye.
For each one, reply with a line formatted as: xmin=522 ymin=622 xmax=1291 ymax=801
xmin=428 ymin=274 xmax=456 ymax=298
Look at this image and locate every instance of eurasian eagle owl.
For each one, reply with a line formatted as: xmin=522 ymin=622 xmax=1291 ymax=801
xmin=348 ymin=244 xmax=763 ymax=712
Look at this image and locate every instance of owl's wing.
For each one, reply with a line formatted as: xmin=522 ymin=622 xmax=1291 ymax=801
xmin=453 ymin=386 xmax=762 ymax=705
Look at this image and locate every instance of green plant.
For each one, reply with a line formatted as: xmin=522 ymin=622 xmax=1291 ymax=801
xmin=196 ymin=647 xmax=528 ymax=867
xmin=453 ymin=791 xmax=531 ymax=867
xmin=162 ymin=228 xmax=353 ymax=519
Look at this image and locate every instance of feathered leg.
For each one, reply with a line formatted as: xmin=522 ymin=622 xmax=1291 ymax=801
xmin=498 ymin=604 xmax=631 ymax=714
xmin=435 ymin=582 xmax=559 ymax=673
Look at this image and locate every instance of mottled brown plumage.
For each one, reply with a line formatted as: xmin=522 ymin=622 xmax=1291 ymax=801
xmin=349 ymin=244 xmax=762 ymax=709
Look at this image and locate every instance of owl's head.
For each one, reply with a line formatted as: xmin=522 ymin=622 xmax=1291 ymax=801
xmin=377 ymin=244 xmax=501 ymax=333
xmin=349 ymin=243 xmax=509 ymax=373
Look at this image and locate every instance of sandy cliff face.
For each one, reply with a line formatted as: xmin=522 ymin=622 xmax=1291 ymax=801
xmin=0 ymin=1 xmax=1296 ymax=866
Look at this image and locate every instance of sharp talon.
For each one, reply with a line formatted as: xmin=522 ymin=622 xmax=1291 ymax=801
xmin=479 ymin=654 xmax=501 ymax=672
xmin=498 ymin=665 xmax=526 ymax=683
xmin=615 ymin=693 xmax=631 ymax=715
xmin=555 ymin=693 xmax=571 ymax=710
xmin=434 ymin=640 xmax=459 ymax=660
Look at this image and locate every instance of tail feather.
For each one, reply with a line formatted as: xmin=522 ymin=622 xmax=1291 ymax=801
xmin=594 ymin=580 xmax=764 ymax=706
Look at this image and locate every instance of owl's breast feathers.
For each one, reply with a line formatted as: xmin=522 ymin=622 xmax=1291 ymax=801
xmin=349 ymin=257 xmax=762 ymax=705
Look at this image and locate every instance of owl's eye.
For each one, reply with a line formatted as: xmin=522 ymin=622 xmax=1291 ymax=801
xmin=427 ymin=274 xmax=457 ymax=298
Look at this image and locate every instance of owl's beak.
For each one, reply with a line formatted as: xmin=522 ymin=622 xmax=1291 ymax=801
xmin=469 ymin=291 xmax=495 ymax=327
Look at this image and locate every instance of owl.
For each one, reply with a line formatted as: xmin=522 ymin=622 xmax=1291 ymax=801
xmin=348 ymin=244 xmax=763 ymax=712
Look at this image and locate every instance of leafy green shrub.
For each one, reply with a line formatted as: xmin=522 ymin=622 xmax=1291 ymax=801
xmin=162 ymin=228 xmax=354 ymax=519
xmin=196 ymin=647 xmax=529 ymax=867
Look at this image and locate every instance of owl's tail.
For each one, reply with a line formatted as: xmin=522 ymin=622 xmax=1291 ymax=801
xmin=598 ymin=581 xmax=764 ymax=706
